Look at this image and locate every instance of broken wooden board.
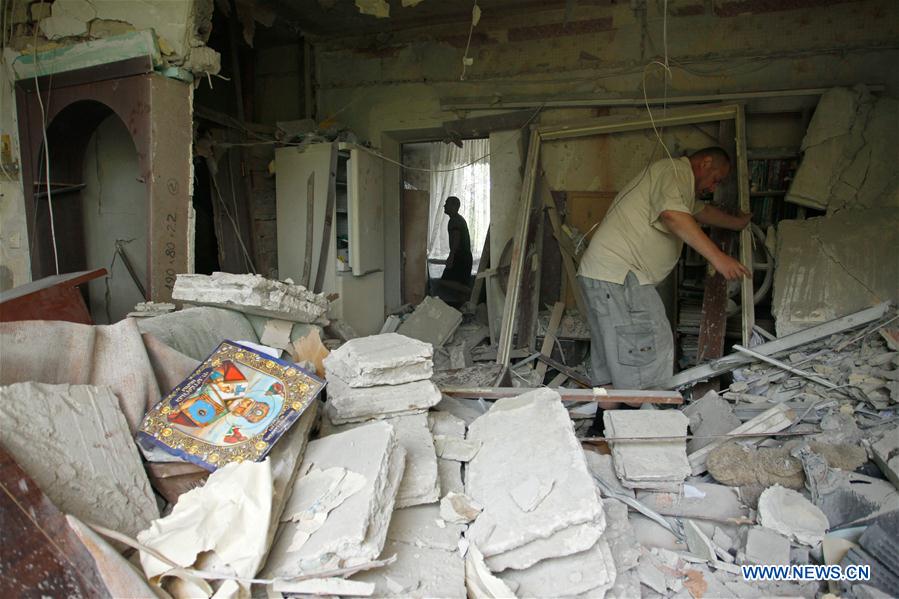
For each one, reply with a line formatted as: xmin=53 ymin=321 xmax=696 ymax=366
xmin=0 ymin=446 xmax=111 ymax=598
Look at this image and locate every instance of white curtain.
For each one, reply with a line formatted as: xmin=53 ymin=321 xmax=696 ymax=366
xmin=427 ymin=139 xmax=490 ymax=277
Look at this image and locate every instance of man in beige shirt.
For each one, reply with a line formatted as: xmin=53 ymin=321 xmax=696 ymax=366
xmin=577 ymin=147 xmax=751 ymax=396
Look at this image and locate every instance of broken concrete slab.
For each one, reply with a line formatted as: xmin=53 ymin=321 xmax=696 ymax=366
xmin=584 ymin=449 xmax=635 ymax=498
xmin=263 ymin=421 xmax=405 ymax=576
xmin=172 ymin=272 xmax=330 ymax=324
xmin=386 ymin=503 xmax=465 ymax=551
xmin=138 ymin=460 xmax=272 ymax=598
xmin=318 ymin=412 xmax=439 ymax=509
xmin=260 ymin=318 xmax=295 ymax=350
xmin=434 ymin=434 xmax=481 ymax=462
xmin=773 ymin=209 xmax=899 ymax=337
xmin=397 ymin=295 xmax=463 ymax=348
xmin=352 ymin=539 xmax=465 ymax=598
xmin=429 ymin=410 xmax=467 ymax=438
xmin=604 ymin=410 xmax=691 ymax=490
xmin=635 ymin=482 xmax=748 ymax=521
xmin=498 ymin=539 xmax=616 ymax=598
xmin=441 ymin=491 xmax=483 ymax=524
xmin=323 ymin=333 xmax=433 ymax=387
xmin=689 ymin=403 xmax=796 ymax=476
xmin=758 ymin=485 xmax=829 ymax=547
xmin=466 ymin=388 xmax=605 ymax=569
xmin=0 ymin=383 xmax=158 ymax=539
xmin=326 ymin=375 xmax=442 ymax=424
xmin=437 ymin=458 xmax=465 ymax=496
xmin=871 ymin=423 xmax=899 ymax=489
xmin=352 ymin=503 xmax=466 ymax=597
xmin=742 ymin=527 xmax=791 ymax=565
xmin=682 ymin=390 xmax=741 ymax=453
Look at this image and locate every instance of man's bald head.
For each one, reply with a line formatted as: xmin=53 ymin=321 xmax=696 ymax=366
xmin=444 ymin=196 xmax=461 ymax=215
xmin=689 ymin=147 xmax=731 ymax=196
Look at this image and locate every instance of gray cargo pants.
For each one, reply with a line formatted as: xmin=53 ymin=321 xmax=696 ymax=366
xmin=578 ymin=272 xmax=674 ymax=389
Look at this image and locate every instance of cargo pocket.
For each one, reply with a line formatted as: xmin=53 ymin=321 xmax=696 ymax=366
xmin=615 ymin=322 xmax=657 ymax=367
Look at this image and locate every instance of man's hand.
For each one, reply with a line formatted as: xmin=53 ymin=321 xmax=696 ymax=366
xmin=712 ymin=254 xmax=752 ymax=280
xmin=732 ymin=211 xmax=752 ymax=231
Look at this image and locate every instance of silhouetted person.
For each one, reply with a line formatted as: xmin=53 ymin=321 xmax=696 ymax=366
xmin=441 ymin=196 xmax=473 ymax=287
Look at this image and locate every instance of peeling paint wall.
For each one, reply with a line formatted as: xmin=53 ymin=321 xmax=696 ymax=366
xmin=311 ymin=0 xmax=898 ymax=308
xmin=0 ymin=53 xmax=30 ymax=291
xmin=7 ymin=0 xmax=217 ymax=73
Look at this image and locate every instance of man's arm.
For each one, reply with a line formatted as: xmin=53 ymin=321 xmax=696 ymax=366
xmin=659 ymin=210 xmax=751 ymax=280
xmin=694 ymin=204 xmax=752 ymax=231
xmin=446 ymin=227 xmax=460 ymax=268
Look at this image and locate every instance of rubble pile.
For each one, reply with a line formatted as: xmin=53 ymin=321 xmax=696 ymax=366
xmin=2 ymin=265 xmax=898 ymax=598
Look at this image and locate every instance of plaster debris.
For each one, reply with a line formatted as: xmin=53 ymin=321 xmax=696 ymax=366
xmin=127 ymin=301 xmax=176 ymax=318
xmin=260 ymin=318 xmax=295 ymax=350
xmin=438 ymin=458 xmax=465 ymax=496
xmin=429 ymin=410 xmax=467 ymax=437
xmin=273 ymin=577 xmax=375 ymax=596
xmin=397 ymin=296 xmax=463 ymax=348
xmin=742 ymin=527 xmax=791 ymax=565
xmin=136 ymin=306 xmax=260 ymax=361
xmin=290 ymin=327 xmax=330 ymax=378
xmin=871 ymin=423 xmax=899 ymax=489
xmin=757 ymin=485 xmax=830 ymax=546
xmin=323 ymin=333 xmax=433 ymax=387
xmin=353 ymin=504 xmax=466 ymax=597
xmin=441 ymin=492 xmax=484 ymax=524
xmin=434 ymin=434 xmax=482 ymax=462
xmin=635 ymin=483 xmax=748 ymax=521
xmin=584 ymin=450 xmax=635 ymax=498
xmin=604 ymin=410 xmax=691 ymax=490
xmin=682 ymin=390 xmax=741 ymax=453
xmin=498 ymin=539 xmax=616 ymax=598
xmin=138 ymin=460 xmax=272 ymax=598
xmin=172 ymin=272 xmax=330 ymax=324
xmin=689 ymin=403 xmax=796 ymax=476
xmin=326 ymin=376 xmax=442 ymax=424
xmin=279 ymin=467 xmax=368 ymax=553
xmin=263 ymin=421 xmax=405 ymax=577
xmin=0 ymin=383 xmax=158 ymax=539
xmin=683 ymin=519 xmax=716 ymax=562
xmin=466 ymin=389 xmax=605 ymax=571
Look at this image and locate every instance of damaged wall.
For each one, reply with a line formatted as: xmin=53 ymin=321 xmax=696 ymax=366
xmin=309 ymin=0 xmax=899 ymax=310
xmin=0 ymin=0 xmax=211 ymax=292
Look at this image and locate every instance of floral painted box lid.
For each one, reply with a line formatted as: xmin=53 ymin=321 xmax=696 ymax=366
xmin=137 ymin=340 xmax=324 ymax=471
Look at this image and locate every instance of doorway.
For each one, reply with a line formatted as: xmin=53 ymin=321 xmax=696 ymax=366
xmin=400 ymin=138 xmax=490 ymax=307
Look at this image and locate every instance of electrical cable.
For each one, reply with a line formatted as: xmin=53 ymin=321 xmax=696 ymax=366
xmin=31 ymin=27 xmax=60 ymax=275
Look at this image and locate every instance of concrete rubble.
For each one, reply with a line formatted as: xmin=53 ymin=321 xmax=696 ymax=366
xmin=397 ymin=295 xmax=463 ymax=348
xmin=172 ymin=272 xmax=330 ymax=325
xmin=2 ymin=285 xmax=897 ymax=599
xmin=604 ymin=410 xmax=691 ymax=491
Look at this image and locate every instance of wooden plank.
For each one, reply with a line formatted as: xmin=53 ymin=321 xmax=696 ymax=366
xmin=0 ymin=446 xmax=111 ymax=598
xmin=536 ymin=301 xmax=565 ymax=378
xmin=540 ymin=178 xmax=589 ymax=318
xmin=539 ymin=104 xmax=740 ymax=141
xmin=515 ymin=190 xmax=544 ymax=353
xmin=496 ymin=128 xmax=541 ymax=366
xmin=469 ymin=230 xmax=491 ymax=305
xmin=313 ymin=149 xmax=338 ymax=294
xmin=401 ymin=190 xmax=430 ymax=306
xmin=663 ymin=302 xmax=892 ymax=389
xmin=440 ymin=386 xmax=683 ymax=405
xmin=734 ymin=105 xmax=755 ymax=346
xmin=537 ymin=354 xmax=592 ymax=388
xmin=548 ymin=372 xmax=569 ymax=387
xmin=696 ymin=119 xmax=738 ymax=363
xmin=301 ymin=171 xmax=315 ymax=287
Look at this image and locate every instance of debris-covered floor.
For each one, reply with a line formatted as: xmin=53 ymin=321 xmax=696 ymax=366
xmin=1 ymin=270 xmax=897 ymax=598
